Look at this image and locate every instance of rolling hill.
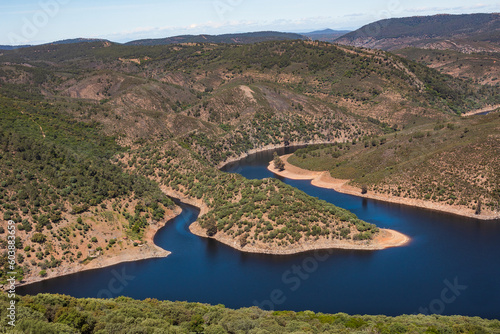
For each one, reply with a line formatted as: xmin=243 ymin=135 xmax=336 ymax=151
xmin=395 ymin=48 xmax=500 ymax=86
xmin=0 ymin=45 xmax=32 ymax=51
xmin=125 ymin=31 xmax=308 ymax=46
xmin=0 ymin=38 xmax=111 ymax=51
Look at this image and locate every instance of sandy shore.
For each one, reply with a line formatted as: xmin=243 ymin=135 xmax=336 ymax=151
xmin=16 ymin=206 xmax=182 ymax=288
xmin=269 ymin=154 xmax=500 ymax=221
xmin=189 ymin=222 xmax=409 ymax=254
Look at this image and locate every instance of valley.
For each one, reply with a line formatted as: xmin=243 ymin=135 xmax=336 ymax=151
xmin=0 ymin=10 xmax=499 ymax=331
xmin=0 ymin=36 xmax=498 ymax=285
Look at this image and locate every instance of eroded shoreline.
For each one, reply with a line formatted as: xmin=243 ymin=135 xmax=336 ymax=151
xmin=461 ymin=104 xmax=500 ymax=117
xmin=268 ymin=154 xmax=499 ymax=221
xmin=189 ymin=221 xmax=409 ymax=254
xmin=16 ymin=206 xmax=182 ymax=288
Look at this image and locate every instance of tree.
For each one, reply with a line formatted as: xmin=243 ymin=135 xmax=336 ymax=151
xmin=476 ymin=199 xmax=482 ymax=215
xmin=361 ymin=185 xmax=368 ymax=195
xmin=31 ymin=233 xmax=47 ymax=244
xmin=205 ymin=218 xmax=218 ymax=237
xmin=239 ymin=234 xmax=248 ymax=248
xmin=273 ymin=152 xmax=285 ymax=171
xmin=283 ymin=134 xmax=290 ymax=146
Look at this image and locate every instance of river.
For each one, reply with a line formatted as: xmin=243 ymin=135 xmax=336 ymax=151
xmin=18 ymin=146 xmax=500 ymax=319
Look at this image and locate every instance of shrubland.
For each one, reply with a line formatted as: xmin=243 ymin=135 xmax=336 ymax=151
xmin=1 ymin=292 xmax=499 ymax=334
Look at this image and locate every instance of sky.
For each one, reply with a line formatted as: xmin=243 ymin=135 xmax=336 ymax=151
xmin=0 ymin=0 xmax=498 ymax=45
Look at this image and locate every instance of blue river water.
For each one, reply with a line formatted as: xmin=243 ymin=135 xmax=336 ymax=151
xmin=18 ymin=147 xmax=500 ymax=319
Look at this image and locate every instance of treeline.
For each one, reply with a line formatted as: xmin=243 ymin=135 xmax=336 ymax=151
xmin=1 ymin=292 xmax=499 ymax=333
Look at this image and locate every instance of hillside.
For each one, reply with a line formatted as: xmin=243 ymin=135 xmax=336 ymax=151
xmin=2 ymin=292 xmax=500 ymax=333
xmin=0 ymin=39 xmax=498 ymax=283
xmin=125 ymin=31 xmax=308 ymax=46
xmin=396 ymin=48 xmax=500 ymax=86
xmin=0 ymin=31 xmax=304 ymax=51
xmin=0 ymin=96 xmax=177 ymax=285
xmin=286 ymin=112 xmax=500 ymax=218
xmin=49 ymin=38 xmax=112 ymax=45
xmin=335 ymin=13 xmax=500 ymax=53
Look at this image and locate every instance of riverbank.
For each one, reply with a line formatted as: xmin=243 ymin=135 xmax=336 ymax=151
xmin=15 ymin=206 xmax=182 ymax=288
xmin=461 ymin=104 xmax=500 ymax=117
xmin=269 ymin=154 xmax=499 ymax=220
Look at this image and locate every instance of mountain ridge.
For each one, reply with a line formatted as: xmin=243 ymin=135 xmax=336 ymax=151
xmin=125 ymin=31 xmax=308 ymax=46
xmin=335 ymin=13 xmax=500 ymax=52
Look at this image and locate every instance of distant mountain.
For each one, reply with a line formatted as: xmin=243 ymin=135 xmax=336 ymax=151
xmin=126 ymin=31 xmax=307 ymax=46
xmin=0 ymin=38 xmax=111 ymax=51
xmin=0 ymin=45 xmax=31 ymax=50
xmin=0 ymin=32 xmax=304 ymax=50
xmin=335 ymin=13 xmax=500 ymax=53
xmin=303 ymin=29 xmax=351 ymax=43
xmin=49 ymin=38 xmax=111 ymax=45
xmin=306 ymin=29 xmax=350 ymax=35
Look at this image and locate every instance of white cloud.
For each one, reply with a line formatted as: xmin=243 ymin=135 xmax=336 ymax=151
xmin=407 ymin=3 xmax=495 ymax=13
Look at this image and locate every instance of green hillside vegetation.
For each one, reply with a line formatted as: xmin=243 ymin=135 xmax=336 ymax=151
xmin=1 ymin=292 xmax=500 ymax=333
xmin=122 ymin=141 xmax=379 ymax=249
xmin=1 ymin=40 xmax=497 ymax=166
xmin=1 ymin=40 xmax=496 ymax=117
xmin=288 ymin=113 xmax=500 ymax=213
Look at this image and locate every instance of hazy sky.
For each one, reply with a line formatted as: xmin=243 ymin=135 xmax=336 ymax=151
xmin=1 ymin=0 xmax=498 ymax=45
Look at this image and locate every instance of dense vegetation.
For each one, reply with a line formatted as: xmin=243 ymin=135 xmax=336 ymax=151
xmin=2 ymin=39 xmax=497 ymax=167
xmin=1 ymin=292 xmax=499 ymax=333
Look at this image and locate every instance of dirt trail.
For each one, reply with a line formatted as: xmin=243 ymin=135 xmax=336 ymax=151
xmin=20 ymin=110 xmax=46 ymax=138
